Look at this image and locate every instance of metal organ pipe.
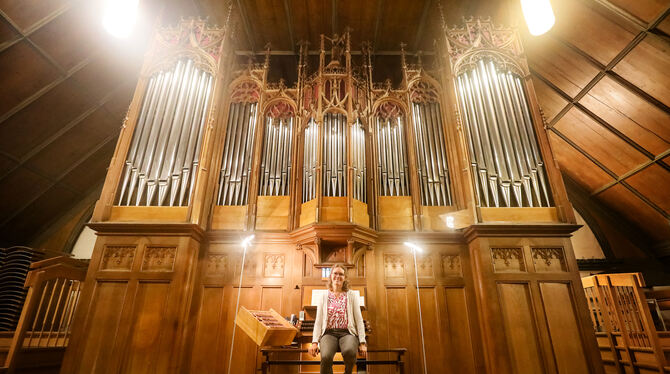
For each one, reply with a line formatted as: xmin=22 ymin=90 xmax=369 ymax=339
xmin=302 ymin=119 xmax=318 ymax=202
xmin=322 ymin=113 xmax=347 ymax=197
xmin=375 ymin=113 xmax=409 ymax=197
xmin=410 ymin=93 xmax=452 ymax=206
xmin=116 ymin=58 xmax=213 ymax=206
xmin=217 ymin=99 xmax=259 ymax=206
xmin=258 ymin=114 xmax=294 ymax=196
xmin=351 ymin=120 xmax=366 ymax=202
xmin=455 ymin=58 xmax=552 ymax=207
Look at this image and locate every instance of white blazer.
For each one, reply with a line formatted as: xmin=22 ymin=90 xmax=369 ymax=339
xmin=312 ymin=290 xmax=366 ymax=344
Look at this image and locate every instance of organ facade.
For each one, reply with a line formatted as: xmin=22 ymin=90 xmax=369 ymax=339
xmin=60 ymin=16 xmax=604 ymax=374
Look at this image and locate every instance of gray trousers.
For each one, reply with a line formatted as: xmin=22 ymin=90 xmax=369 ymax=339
xmin=319 ymin=329 xmax=359 ymax=374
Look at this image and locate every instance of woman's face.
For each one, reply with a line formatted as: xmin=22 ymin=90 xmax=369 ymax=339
xmin=330 ymin=266 xmax=346 ymax=290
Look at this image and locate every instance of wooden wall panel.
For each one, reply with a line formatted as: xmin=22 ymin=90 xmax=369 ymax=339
xmin=121 ymin=282 xmax=171 ymax=373
xmin=190 ymin=286 xmax=225 ymax=373
xmin=540 ymin=282 xmax=590 ymax=374
xmin=418 ymin=287 xmax=444 ymax=374
xmin=74 ymin=281 xmax=127 ymax=374
xmin=444 ymin=287 xmax=476 ymax=373
xmin=498 ymin=283 xmax=545 ymax=374
xmin=224 ymin=286 xmax=262 ymax=374
xmin=385 ymin=287 xmax=413 ymax=372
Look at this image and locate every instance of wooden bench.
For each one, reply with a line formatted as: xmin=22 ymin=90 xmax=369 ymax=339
xmin=260 ymin=347 xmax=407 ymax=374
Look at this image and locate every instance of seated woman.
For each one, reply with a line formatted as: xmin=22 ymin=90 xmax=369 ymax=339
xmin=308 ymin=263 xmax=367 ymax=374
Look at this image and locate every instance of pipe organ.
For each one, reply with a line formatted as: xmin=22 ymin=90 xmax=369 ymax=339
xmin=64 ymin=17 xmax=604 ymax=374
xmin=117 ymin=58 xmax=214 ymax=207
xmin=217 ymin=82 xmax=260 ymax=206
xmin=409 ymin=81 xmax=452 ymax=206
xmin=375 ymin=102 xmax=409 ymax=197
xmin=455 ymin=59 xmax=551 ymax=208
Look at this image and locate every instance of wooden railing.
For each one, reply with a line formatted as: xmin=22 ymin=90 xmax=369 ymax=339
xmin=583 ymin=273 xmax=670 ymax=374
xmin=1 ymin=256 xmax=87 ymax=374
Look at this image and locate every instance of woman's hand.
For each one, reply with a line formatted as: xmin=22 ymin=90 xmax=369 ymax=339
xmin=358 ymin=343 xmax=367 ymax=358
xmin=308 ymin=342 xmax=319 ymax=357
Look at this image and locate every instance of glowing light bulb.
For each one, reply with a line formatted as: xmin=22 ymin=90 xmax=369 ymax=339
xmin=241 ymin=235 xmax=255 ymax=248
xmin=446 ymin=216 xmax=455 ymax=229
xmin=103 ymin=0 xmax=139 ymax=38
xmin=404 ymin=242 xmax=423 ymax=253
xmin=520 ymin=0 xmax=555 ymax=36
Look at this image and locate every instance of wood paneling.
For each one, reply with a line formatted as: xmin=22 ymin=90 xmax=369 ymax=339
xmin=553 ymin=0 xmax=636 ymax=64
xmin=29 ymin=4 xmax=100 ymax=71
xmin=122 ymin=282 xmax=171 ymax=373
xmin=190 ymin=286 xmax=225 ymax=373
xmin=498 ymin=283 xmax=545 ymax=373
xmin=74 ymin=281 xmax=127 ymax=373
xmin=24 ymin=107 xmax=119 ymax=179
xmin=548 ymin=131 xmax=614 ymax=192
xmin=0 ymin=40 xmax=60 ymax=116
xmin=540 ymin=282 xmax=590 ymax=374
xmin=0 ymin=168 xmax=50 ymax=214
xmin=525 ymin=36 xmax=599 ymax=98
xmin=0 ymin=15 xmax=18 ymax=45
xmin=531 ymin=75 xmax=569 ymax=122
xmin=61 ymin=138 xmax=116 ymax=193
xmin=0 ymin=77 xmax=95 ymax=159
xmin=444 ymin=287 xmax=476 ymax=373
xmin=597 ymin=184 xmax=670 ymax=241
xmin=5 ymin=182 xmax=79 ymax=243
xmin=290 ymin=0 xmax=331 ymax=48
xmin=385 ymin=287 xmax=413 ymax=370
xmin=242 ymin=0 xmax=291 ymax=50
xmin=580 ymin=76 xmax=670 ymax=156
xmin=376 ymin=0 xmax=425 ymax=50
xmin=614 ymin=37 xmax=670 ymax=108
xmin=0 ymin=0 xmax=71 ymax=32
xmin=625 ymin=163 xmax=670 ymax=212
xmin=554 ymin=108 xmax=648 ymax=176
xmin=607 ymin=0 xmax=670 ymax=23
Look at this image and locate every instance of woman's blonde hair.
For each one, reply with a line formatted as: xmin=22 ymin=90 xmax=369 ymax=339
xmin=326 ymin=263 xmax=349 ymax=292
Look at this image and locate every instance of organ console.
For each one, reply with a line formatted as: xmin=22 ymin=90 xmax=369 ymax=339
xmin=60 ymin=16 xmax=604 ymax=374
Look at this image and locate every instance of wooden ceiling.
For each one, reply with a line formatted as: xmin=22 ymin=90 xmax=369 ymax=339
xmin=0 ymin=0 xmax=668 ymax=257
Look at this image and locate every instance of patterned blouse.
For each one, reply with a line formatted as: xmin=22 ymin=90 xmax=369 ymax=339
xmin=326 ymin=291 xmax=348 ymax=329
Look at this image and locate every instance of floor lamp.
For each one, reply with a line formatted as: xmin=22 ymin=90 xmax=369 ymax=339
xmin=227 ymin=234 xmax=255 ymax=374
xmin=404 ymin=242 xmax=428 ymax=374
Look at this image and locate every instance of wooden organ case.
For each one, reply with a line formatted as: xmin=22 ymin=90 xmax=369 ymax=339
xmin=60 ymin=17 xmax=604 ymax=374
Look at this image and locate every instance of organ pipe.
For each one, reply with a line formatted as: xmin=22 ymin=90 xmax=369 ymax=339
xmin=455 ymin=59 xmax=551 ymax=207
xmin=322 ymin=113 xmax=347 ymax=197
xmin=302 ymin=119 xmax=318 ymax=202
xmin=259 ymin=115 xmax=294 ymax=196
xmin=410 ymin=93 xmax=452 ymax=206
xmin=351 ymin=120 xmax=366 ymax=202
xmin=117 ymin=58 xmax=213 ymax=206
xmin=375 ymin=109 xmax=409 ymax=197
xmin=217 ymin=99 xmax=259 ymax=206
